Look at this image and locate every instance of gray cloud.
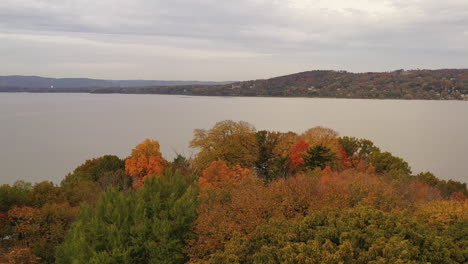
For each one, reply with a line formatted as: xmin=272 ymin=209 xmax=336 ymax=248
xmin=0 ymin=0 xmax=466 ymax=80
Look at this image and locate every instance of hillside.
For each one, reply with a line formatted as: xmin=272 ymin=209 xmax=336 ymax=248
xmin=1 ymin=69 xmax=467 ymax=100
xmin=157 ymin=69 xmax=467 ymax=100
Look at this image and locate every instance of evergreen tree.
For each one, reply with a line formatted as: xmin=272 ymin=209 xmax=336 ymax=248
xmin=56 ymin=170 xmax=198 ymax=264
xmin=303 ymin=144 xmax=336 ymax=170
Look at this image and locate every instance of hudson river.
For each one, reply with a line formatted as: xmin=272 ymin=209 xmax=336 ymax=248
xmin=1 ymin=93 xmax=467 ymax=184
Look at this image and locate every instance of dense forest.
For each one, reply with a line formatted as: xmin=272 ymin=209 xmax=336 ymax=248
xmin=1 ymin=69 xmax=467 ymax=100
xmin=1 ymin=120 xmax=467 ymax=263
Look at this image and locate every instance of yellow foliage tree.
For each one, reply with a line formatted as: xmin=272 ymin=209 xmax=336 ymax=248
xmin=271 ymin=131 xmax=299 ymax=158
xmin=415 ymin=200 xmax=468 ymax=232
xmin=190 ymin=120 xmax=258 ymax=171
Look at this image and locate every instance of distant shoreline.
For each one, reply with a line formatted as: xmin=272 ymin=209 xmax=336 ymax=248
xmin=1 ymin=89 xmax=466 ymax=101
xmin=2 ymin=69 xmax=467 ymax=100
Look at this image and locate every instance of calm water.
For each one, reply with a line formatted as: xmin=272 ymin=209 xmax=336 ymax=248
xmin=0 ymin=93 xmax=467 ymax=184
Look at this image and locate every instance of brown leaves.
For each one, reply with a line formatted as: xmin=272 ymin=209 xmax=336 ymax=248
xmin=7 ymin=207 xmax=40 ymax=248
xmin=199 ymin=160 xmax=252 ymax=189
xmin=3 ymin=247 xmax=39 ymax=264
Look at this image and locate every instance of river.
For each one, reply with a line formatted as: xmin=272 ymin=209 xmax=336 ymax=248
xmin=0 ymin=93 xmax=466 ymax=184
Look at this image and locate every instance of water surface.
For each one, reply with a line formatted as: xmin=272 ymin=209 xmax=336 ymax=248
xmin=0 ymin=93 xmax=466 ymax=184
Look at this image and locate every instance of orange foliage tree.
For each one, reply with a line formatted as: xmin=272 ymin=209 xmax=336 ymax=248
xmin=199 ymin=160 xmax=252 ymax=189
xmin=191 ymin=170 xmax=390 ymax=262
xmin=3 ymin=247 xmax=39 ymax=264
xmin=125 ymin=139 xmax=167 ymax=188
xmin=187 ymin=166 xmax=434 ymax=262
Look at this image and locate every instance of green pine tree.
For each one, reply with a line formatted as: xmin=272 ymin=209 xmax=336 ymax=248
xmin=55 ymin=170 xmax=198 ymax=264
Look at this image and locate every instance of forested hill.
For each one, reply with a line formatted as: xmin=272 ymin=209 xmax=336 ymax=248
xmin=1 ymin=69 xmax=467 ymax=100
xmin=122 ymin=69 xmax=464 ymax=100
xmin=238 ymin=69 xmax=468 ymax=99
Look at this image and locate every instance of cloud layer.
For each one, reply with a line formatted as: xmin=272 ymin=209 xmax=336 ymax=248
xmin=1 ymin=0 xmax=467 ymax=80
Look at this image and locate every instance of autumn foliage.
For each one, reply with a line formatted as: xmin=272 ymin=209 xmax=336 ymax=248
xmin=1 ymin=121 xmax=467 ymax=264
xmin=199 ymin=160 xmax=251 ymax=189
xmin=125 ymin=139 xmax=167 ymax=188
xmin=2 ymin=247 xmax=39 ymax=264
xmin=288 ymin=139 xmax=309 ymax=169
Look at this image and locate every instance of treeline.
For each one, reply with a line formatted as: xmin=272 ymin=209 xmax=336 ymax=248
xmin=0 ymin=120 xmax=467 ymax=263
xmin=1 ymin=69 xmax=467 ymax=100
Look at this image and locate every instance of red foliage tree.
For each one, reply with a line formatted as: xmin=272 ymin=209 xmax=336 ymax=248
xmin=288 ymin=139 xmax=309 ymax=169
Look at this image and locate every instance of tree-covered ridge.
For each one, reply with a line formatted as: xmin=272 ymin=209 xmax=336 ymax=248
xmin=2 ymin=69 xmax=467 ymax=100
xmin=0 ymin=120 xmax=467 ymax=264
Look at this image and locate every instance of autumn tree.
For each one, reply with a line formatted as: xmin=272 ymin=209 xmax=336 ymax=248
xmin=190 ymin=120 xmax=258 ymax=171
xmin=259 ymin=131 xmax=299 ymax=180
xmin=301 ymin=127 xmax=341 ymax=154
xmin=368 ymin=151 xmax=411 ymax=177
xmin=199 ymin=160 xmax=252 ymax=189
xmin=7 ymin=206 xmax=40 ymax=248
xmin=296 ymin=127 xmax=345 ymax=170
xmin=416 ymin=199 xmax=468 ymax=232
xmin=288 ymin=139 xmax=309 ymax=169
xmin=170 ymin=154 xmax=192 ymax=176
xmin=125 ymin=139 xmax=167 ymax=188
xmin=339 ymin=136 xmax=380 ymax=168
xmin=97 ymin=169 xmax=132 ymax=191
xmin=33 ymin=202 xmax=77 ymax=264
xmin=416 ymin=172 xmax=468 ymax=198
xmin=62 ymin=181 xmax=102 ymax=207
xmin=3 ymin=247 xmax=39 ymax=264
xmin=62 ymin=155 xmax=125 ymax=184
xmin=0 ymin=181 xmax=32 ymax=212
xmin=60 ymin=155 xmax=126 ymax=205
xmin=202 ymin=206 xmax=460 ymax=263
xmin=255 ymin=130 xmax=280 ymax=181
xmin=88 ymin=155 xmax=125 ymax=182
xmin=28 ymin=181 xmax=64 ymax=208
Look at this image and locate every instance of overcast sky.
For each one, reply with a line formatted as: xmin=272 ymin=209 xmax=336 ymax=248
xmin=0 ymin=0 xmax=467 ymax=81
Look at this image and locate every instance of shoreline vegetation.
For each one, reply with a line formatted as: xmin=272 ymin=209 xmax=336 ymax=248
xmin=1 ymin=69 xmax=467 ymax=100
xmin=1 ymin=120 xmax=467 ymax=263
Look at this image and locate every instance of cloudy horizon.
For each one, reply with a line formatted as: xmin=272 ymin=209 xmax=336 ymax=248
xmin=1 ymin=0 xmax=467 ymax=81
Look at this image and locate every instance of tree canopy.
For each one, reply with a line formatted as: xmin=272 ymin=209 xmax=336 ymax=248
xmin=1 ymin=121 xmax=466 ymax=264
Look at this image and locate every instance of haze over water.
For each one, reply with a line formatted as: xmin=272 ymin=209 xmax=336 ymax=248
xmin=0 ymin=93 xmax=467 ymax=184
